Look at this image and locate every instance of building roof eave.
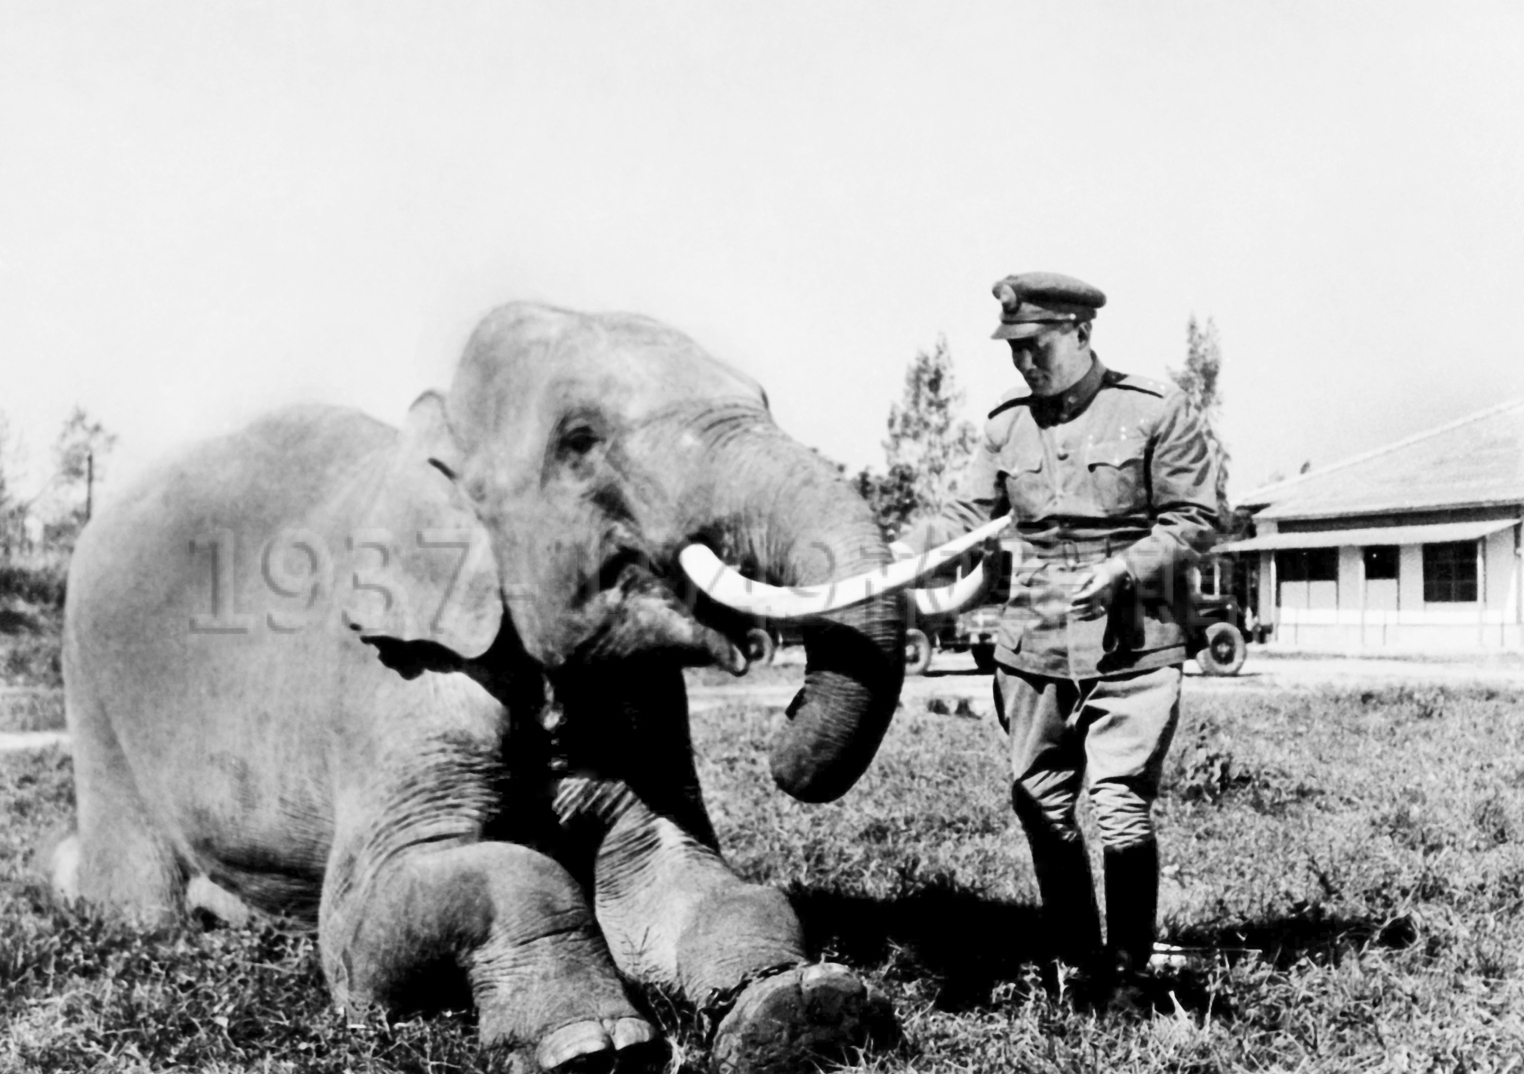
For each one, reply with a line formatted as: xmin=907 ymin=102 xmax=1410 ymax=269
xmin=1253 ymin=496 xmax=1524 ymax=523
xmin=1219 ymin=517 xmax=1519 ymax=554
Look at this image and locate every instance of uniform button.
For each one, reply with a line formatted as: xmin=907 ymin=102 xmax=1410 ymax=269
xmin=1056 ymin=449 xmax=1070 ymax=460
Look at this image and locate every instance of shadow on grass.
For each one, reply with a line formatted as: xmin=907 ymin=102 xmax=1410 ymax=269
xmin=1175 ymin=904 xmax=1419 ymax=972
xmin=791 ymin=879 xmax=1420 ymax=1019
xmin=790 ymin=880 xmax=1044 ymax=1012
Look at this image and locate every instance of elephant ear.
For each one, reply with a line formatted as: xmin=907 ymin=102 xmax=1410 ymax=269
xmin=343 ymin=391 xmax=503 ymax=661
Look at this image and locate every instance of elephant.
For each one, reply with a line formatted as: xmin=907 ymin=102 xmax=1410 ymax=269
xmin=50 ymin=302 xmax=963 ymax=1074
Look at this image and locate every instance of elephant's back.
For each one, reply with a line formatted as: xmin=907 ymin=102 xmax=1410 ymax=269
xmin=64 ymin=405 xmax=398 ymax=915
xmin=82 ymin=405 xmax=392 ymax=543
xmin=69 ymin=404 xmax=396 ymax=660
xmin=72 ymin=404 xmax=392 ymax=592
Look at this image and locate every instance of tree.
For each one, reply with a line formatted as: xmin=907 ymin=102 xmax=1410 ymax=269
xmin=0 ymin=411 xmax=11 ymax=509
xmin=855 ymin=335 xmax=977 ymax=538
xmin=1171 ymin=316 xmax=1223 ymax=416
xmin=1168 ymin=316 xmax=1235 ymax=531
xmin=0 ymin=411 xmax=16 ymax=558
xmin=850 ymin=462 xmax=921 ymax=539
xmin=48 ymin=407 xmax=118 ymax=545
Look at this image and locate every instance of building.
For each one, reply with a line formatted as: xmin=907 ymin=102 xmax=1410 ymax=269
xmin=1221 ymin=399 xmax=1524 ymax=651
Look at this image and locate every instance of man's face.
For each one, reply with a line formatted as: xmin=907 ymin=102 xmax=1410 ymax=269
xmin=1007 ymin=322 xmax=1091 ymax=397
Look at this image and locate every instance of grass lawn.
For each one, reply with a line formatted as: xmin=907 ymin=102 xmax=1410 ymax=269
xmin=2 ymin=680 xmax=1523 ymax=1071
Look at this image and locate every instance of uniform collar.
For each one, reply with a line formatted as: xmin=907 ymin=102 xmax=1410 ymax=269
xmin=1031 ymin=354 xmax=1106 ymax=425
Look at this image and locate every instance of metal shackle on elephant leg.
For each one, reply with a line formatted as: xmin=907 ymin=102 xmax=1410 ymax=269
xmin=677 ymin=514 xmax=1011 ymax=620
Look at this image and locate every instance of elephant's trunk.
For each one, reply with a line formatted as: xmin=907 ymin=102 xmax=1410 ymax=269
xmin=712 ymin=432 xmax=906 ymax=803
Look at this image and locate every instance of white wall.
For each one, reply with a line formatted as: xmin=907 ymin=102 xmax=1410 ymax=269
xmin=1270 ymin=533 xmax=1523 ymax=651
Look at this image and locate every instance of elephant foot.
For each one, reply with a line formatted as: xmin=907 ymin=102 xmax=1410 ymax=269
xmin=506 ymin=1016 xmax=664 ymax=1074
xmin=709 ymin=963 xmax=898 ymax=1074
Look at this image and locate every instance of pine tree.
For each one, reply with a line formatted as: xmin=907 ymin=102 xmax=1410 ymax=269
xmin=855 ymin=335 xmax=977 ymax=538
xmin=1168 ymin=316 xmax=1235 ymax=530
xmin=1171 ymin=316 xmax=1223 ymax=415
xmin=883 ymin=335 xmax=977 ymax=516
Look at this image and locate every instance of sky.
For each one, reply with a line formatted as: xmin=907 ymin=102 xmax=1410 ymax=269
xmin=3 ymin=2 xmax=1522 ymax=510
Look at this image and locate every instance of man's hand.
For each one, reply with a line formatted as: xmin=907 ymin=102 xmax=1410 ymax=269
xmin=1068 ymin=557 xmax=1132 ymax=621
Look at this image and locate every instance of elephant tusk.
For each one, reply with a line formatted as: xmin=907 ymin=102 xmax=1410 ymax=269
xmin=678 ymin=514 xmax=1012 ymax=620
xmin=912 ymin=561 xmax=994 ymax=617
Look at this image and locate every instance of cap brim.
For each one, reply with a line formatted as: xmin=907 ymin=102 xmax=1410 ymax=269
xmin=991 ymin=321 xmax=1048 ymax=340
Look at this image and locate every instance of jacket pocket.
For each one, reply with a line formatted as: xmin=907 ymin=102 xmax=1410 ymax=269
xmin=1086 ymin=438 xmax=1146 ymax=513
xmin=1003 ymin=458 xmax=1050 ymax=516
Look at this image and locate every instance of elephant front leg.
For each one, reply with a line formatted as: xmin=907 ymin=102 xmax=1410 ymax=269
xmin=593 ymin=803 xmax=897 ymax=1074
xmin=322 ymin=841 xmax=661 ymax=1073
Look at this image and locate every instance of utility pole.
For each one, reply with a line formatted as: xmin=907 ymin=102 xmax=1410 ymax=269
xmin=85 ymin=449 xmax=94 ymax=522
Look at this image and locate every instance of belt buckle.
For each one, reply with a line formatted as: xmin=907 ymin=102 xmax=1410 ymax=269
xmin=1062 ymin=540 xmax=1080 ymax=570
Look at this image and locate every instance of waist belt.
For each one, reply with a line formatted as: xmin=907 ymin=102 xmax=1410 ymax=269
xmin=1020 ymin=535 xmax=1134 ymax=569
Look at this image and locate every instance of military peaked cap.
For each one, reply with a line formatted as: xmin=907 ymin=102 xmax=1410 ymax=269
xmin=991 ymin=272 xmax=1106 ymax=339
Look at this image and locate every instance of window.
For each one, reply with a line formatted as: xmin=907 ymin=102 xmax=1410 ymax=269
xmin=1275 ymin=548 xmax=1338 ymax=582
xmin=1276 ymin=547 xmax=1340 ymax=611
xmin=1363 ymin=546 xmax=1399 ymax=581
xmin=1422 ymin=541 xmax=1478 ymax=603
xmin=1196 ymin=557 xmax=1222 ymax=596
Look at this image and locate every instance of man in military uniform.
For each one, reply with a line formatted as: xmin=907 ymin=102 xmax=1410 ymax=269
xmin=909 ymin=272 xmax=1219 ymax=1000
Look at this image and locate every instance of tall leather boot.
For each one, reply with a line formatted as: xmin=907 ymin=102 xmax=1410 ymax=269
xmin=1103 ymin=839 xmax=1160 ymax=985
xmin=1025 ymin=830 xmax=1103 ymax=982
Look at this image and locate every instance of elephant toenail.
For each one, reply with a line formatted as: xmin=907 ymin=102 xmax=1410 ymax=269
xmin=800 ymin=962 xmax=865 ymax=1020
xmin=610 ymin=1017 xmax=658 ymax=1050
xmin=536 ymin=1020 xmax=614 ymax=1071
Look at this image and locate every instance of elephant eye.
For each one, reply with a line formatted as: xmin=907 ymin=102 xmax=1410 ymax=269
xmin=560 ymin=424 xmax=602 ymax=456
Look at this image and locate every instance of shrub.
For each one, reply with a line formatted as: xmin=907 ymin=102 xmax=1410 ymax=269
xmin=0 ymin=563 xmax=66 ymax=610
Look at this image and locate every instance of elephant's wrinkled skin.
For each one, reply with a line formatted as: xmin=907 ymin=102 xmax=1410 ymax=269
xmin=56 ymin=304 xmax=906 ymax=1073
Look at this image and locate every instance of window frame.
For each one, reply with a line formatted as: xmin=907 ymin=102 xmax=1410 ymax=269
xmin=1421 ymin=540 xmax=1479 ymax=604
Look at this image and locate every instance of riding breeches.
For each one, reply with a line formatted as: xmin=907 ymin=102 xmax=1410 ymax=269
xmin=994 ymin=664 xmax=1181 ymax=850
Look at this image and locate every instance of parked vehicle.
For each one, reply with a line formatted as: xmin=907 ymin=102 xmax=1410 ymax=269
xmin=741 ymin=547 xmax=1259 ymax=678
xmin=904 ymin=545 xmax=1265 ymax=677
xmin=739 ymin=581 xmax=978 ymax=674
xmin=1186 ymin=592 xmax=1249 ymax=676
xmin=893 ymin=539 xmax=1015 ymax=675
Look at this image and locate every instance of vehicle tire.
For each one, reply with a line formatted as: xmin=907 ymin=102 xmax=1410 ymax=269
xmin=971 ymin=643 xmax=997 ymax=673
xmin=744 ymin=627 xmax=776 ymax=667
xmin=905 ymin=628 xmax=933 ymax=676
xmin=1196 ymin=622 xmax=1247 ymax=676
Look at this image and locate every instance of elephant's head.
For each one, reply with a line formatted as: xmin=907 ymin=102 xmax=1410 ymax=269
xmin=355 ymin=302 xmax=915 ymax=802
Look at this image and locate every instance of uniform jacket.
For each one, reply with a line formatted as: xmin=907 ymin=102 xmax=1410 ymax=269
xmin=912 ymin=356 xmax=1219 ymax=679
